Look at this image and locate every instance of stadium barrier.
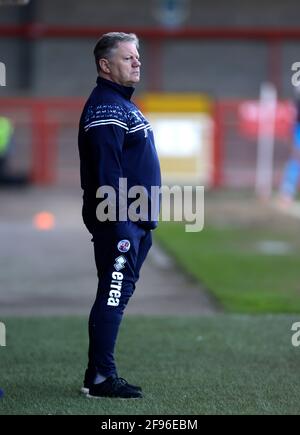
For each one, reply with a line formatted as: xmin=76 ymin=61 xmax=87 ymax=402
xmin=0 ymin=97 xmax=293 ymax=188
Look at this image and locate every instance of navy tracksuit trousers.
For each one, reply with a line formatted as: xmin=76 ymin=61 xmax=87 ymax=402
xmin=87 ymin=221 xmax=152 ymax=378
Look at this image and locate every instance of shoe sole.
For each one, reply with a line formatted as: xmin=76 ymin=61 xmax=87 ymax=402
xmin=81 ymin=386 xmax=142 ymax=395
xmin=86 ymin=393 xmax=143 ymax=400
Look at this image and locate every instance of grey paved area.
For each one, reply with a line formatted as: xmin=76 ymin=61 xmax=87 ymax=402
xmin=0 ymin=186 xmax=218 ymax=317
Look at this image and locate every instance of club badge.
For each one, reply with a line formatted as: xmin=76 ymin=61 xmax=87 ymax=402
xmin=117 ymin=239 xmax=131 ymax=253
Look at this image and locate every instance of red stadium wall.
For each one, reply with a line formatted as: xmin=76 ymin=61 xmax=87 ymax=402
xmin=0 ymin=97 xmax=293 ymax=188
xmin=0 ymin=25 xmax=299 ymax=93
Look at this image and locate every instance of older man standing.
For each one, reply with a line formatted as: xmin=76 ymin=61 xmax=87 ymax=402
xmin=78 ymin=32 xmax=161 ymax=399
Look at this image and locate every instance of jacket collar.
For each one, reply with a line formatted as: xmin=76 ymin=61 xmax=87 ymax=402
xmin=96 ymin=77 xmax=135 ymax=100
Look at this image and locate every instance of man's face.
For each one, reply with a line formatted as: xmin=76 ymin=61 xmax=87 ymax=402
xmin=104 ymin=41 xmax=141 ymax=87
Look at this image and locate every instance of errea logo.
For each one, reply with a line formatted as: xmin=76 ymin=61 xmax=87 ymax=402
xmin=107 ymin=271 xmax=123 ymax=307
xmin=114 ymin=255 xmax=126 ymax=271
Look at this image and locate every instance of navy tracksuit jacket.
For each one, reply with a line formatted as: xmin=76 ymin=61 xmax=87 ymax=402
xmin=78 ymin=77 xmax=161 ymax=378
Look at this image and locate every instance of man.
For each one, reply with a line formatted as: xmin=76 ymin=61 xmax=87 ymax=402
xmin=279 ymin=86 xmax=300 ymax=205
xmin=78 ymin=32 xmax=161 ymax=399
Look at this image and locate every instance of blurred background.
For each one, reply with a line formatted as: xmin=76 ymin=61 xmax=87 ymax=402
xmin=0 ymin=0 xmax=299 ymax=189
xmin=2 ymin=0 xmax=300 ymax=416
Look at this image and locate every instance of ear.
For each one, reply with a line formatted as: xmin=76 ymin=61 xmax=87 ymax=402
xmin=99 ymin=58 xmax=110 ymax=74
